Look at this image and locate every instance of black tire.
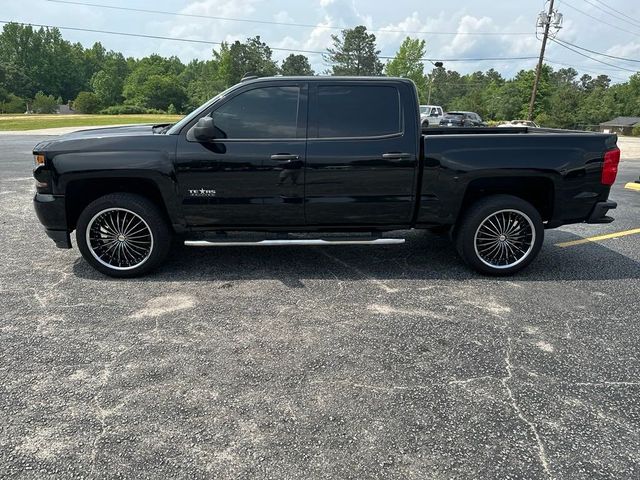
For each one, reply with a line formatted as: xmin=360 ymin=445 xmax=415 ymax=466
xmin=76 ymin=193 xmax=171 ymax=278
xmin=421 ymin=120 xmax=429 ymax=129
xmin=454 ymin=195 xmax=544 ymax=276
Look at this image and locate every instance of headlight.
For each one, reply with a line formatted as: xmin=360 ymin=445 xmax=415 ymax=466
xmin=34 ymin=154 xmax=45 ymax=167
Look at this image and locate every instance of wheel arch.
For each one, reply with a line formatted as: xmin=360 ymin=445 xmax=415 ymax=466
xmin=459 ymin=176 xmax=555 ymax=223
xmin=65 ymin=177 xmax=178 ymax=232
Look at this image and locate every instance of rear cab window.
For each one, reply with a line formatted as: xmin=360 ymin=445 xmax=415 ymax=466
xmin=312 ymin=84 xmax=402 ymax=138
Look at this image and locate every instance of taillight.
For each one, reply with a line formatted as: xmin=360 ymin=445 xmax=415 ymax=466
xmin=601 ymin=147 xmax=620 ymax=186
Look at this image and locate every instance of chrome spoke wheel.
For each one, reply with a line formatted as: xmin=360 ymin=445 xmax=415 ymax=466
xmin=473 ymin=209 xmax=535 ymax=269
xmin=86 ymin=208 xmax=154 ymax=271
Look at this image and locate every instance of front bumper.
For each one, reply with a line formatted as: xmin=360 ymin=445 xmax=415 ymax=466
xmin=33 ymin=193 xmax=71 ymax=249
xmin=586 ymin=200 xmax=617 ymax=224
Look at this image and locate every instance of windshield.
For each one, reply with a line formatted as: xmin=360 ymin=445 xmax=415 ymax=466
xmin=419 ymin=106 xmax=428 ymax=113
xmin=166 ymin=82 xmax=245 ymax=135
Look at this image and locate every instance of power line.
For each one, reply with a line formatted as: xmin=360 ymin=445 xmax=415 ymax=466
xmin=580 ymin=0 xmax=640 ymax=29
xmin=0 ymin=20 xmax=539 ymax=62
xmin=557 ymin=0 xmax=640 ymax=37
xmin=588 ymin=0 xmax=640 ymax=27
xmin=45 ymin=0 xmax=534 ymax=37
xmin=550 ymin=37 xmax=639 ymax=72
xmin=554 ymin=38 xmax=640 ymax=64
xmin=545 ymin=58 xmax=627 ymax=81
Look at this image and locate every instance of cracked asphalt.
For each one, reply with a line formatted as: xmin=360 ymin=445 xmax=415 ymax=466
xmin=1 ymin=134 xmax=639 ymax=479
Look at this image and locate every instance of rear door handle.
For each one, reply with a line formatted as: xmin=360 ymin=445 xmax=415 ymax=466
xmin=382 ymin=152 xmax=412 ymax=159
xmin=270 ymin=154 xmax=299 ymax=161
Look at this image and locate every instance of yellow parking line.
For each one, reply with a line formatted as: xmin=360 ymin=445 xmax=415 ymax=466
xmin=555 ymin=228 xmax=640 ymax=247
xmin=625 ymin=182 xmax=640 ymax=191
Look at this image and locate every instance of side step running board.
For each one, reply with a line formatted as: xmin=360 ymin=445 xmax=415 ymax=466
xmin=184 ymin=238 xmax=405 ymax=247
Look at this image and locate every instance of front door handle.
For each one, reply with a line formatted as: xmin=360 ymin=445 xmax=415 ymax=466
xmin=382 ymin=152 xmax=412 ymax=159
xmin=271 ymin=154 xmax=300 ymax=161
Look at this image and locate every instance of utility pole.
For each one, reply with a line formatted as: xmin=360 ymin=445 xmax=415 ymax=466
xmin=427 ymin=61 xmax=443 ymax=105
xmin=528 ymin=0 xmax=562 ymax=120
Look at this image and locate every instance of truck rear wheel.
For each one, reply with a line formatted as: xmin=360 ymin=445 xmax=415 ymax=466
xmin=455 ymin=195 xmax=543 ymax=276
xmin=76 ymin=193 xmax=171 ymax=278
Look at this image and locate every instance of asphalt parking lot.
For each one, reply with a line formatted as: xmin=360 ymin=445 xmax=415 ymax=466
xmin=1 ymin=134 xmax=639 ymax=479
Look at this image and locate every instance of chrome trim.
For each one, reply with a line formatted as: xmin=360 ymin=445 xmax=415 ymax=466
xmin=86 ymin=207 xmax=154 ymax=271
xmin=473 ymin=209 xmax=535 ymax=269
xmin=184 ymin=238 xmax=405 ymax=247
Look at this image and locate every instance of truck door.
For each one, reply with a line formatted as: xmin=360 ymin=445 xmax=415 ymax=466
xmin=305 ymin=81 xmax=418 ymax=226
xmin=174 ymin=82 xmax=307 ymax=227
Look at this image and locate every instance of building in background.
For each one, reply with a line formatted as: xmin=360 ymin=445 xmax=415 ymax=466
xmin=599 ymin=117 xmax=640 ymax=136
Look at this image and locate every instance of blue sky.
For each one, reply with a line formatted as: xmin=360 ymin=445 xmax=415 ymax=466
xmin=3 ymin=0 xmax=640 ymax=82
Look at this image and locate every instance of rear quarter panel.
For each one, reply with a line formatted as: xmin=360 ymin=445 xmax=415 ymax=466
xmin=417 ymin=131 xmax=618 ymax=226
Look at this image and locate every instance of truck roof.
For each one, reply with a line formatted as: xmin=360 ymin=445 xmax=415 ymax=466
xmin=241 ymin=76 xmax=415 ymax=85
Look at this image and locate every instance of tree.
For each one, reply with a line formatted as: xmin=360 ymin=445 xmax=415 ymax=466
xmin=90 ymin=51 xmax=129 ymax=106
xmin=326 ymin=26 xmax=383 ymax=76
xmin=281 ymin=54 xmax=314 ymax=76
xmin=125 ymin=74 xmax=187 ymax=111
xmin=0 ymin=93 xmax=25 ymax=113
xmin=123 ymin=55 xmax=187 ymax=110
xmin=73 ymin=91 xmax=101 ymax=113
xmin=179 ymin=58 xmax=226 ymax=109
xmin=31 ymin=91 xmax=57 ymax=113
xmin=384 ymin=37 xmax=427 ymax=99
xmin=215 ymin=37 xmax=279 ymax=86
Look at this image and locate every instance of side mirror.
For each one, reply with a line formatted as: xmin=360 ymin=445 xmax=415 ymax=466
xmin=430 ymin=112 xmax=438 ymax=117
xmin=192 ymin=116 xmax=216 ymax=141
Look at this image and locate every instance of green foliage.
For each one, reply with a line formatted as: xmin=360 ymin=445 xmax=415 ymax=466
xmin=281 ymin=54 xmax=314 ymax=76
xmin=124 ymin=74 xmax=187 ymax=112
xmin=0 ymin=93 xmax=25 ymax=113
xmin=632 ymin=124 xmax=640 ymax=137
xmin=326 ymin=26 xmax=383 ymax=76
xmin=99 ymin=105 xmax=164 ymax=115
xmin=1 ymin=21 xmax=639 ymax=128
xmin=167 ymin=103 xmax=177 ymax=115
xmin=215 ymin=37 xmax=279 ymax=86
xmin=384 ymin=37 xmax=427 ymax=100
xmin=90 ymin=53 xmax=128 ymax=107
xmin=179 ymin=59 xmax=226 ymax=109
xmin=73 ymin=91 xmax=101 ymax=113
xmin=122 ymin=55 xmax=187 ymax=111
xmin=31 ymin=91 xmax=58 ymax=113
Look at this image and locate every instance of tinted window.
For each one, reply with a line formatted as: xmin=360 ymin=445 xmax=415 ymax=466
xmin=316 ymin=85 xmax=401 ymax=138
xmin=212 ymin=86 xmax=299 ymax=139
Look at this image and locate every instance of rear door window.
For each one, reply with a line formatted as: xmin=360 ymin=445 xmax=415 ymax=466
xmin=315 ymin=85 xmax=401 ymax=138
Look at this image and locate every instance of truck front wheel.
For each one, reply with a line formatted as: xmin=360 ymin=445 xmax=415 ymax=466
xmin=455 ymin=195 xmax=544 ymax=276
xmin=75 ymin=193 xmax=171 ymax=278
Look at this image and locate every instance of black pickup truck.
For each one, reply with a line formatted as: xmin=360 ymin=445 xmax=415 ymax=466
xmin=32 ymin=76 xmax=620 ymax=277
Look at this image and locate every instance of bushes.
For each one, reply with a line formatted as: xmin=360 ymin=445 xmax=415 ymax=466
xmin=99 ymin=105 xmax=165 ymax=115
xmin=632 ymin=124 xmax=640 ymax=137
xmin=0 ymin=93 xmax=26 ymax=113
xmin=73 ymin=91 xmax=101 ymax=113
xmin=32 ymin=91 xmax=58 ymax=113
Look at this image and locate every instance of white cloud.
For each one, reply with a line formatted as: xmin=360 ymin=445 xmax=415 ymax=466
xmin=3 ymin=0 xmax=633 ymax=82
xmin=273 ymin=11 xmax=294 ymax=24
xmin=606 ymin=42 xmax=640 ymax=59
